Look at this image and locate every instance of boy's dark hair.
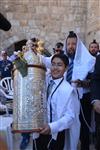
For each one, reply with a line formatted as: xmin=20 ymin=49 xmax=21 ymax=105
xmin=51 ymin=54 xmax=69 ymax=67
xmin=67 ymin=31 xmax=77 ymax=39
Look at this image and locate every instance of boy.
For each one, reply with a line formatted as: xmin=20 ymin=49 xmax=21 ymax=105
xmin=33 ymin=54 xmax=79 ymax=150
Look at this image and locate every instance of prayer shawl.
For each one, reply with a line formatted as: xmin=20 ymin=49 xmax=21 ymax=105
xmin=62 ymin=35 xmax=95 ymax=149
xmin=63 ymin=35 xmax=96 ymax=98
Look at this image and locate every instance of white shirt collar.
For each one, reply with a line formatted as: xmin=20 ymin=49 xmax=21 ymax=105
xmin=50 ymin=77 xmax=64 ymax=86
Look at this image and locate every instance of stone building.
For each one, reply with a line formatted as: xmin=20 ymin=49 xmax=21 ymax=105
xmin=0 ymin=0 xmax=100 ymax=54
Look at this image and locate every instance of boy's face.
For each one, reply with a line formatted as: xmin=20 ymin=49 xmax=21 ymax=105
xmin=51 ymin=57 xmax=67 ymax=79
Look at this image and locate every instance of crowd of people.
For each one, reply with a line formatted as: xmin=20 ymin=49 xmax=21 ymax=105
xmin=0 ymin=31 xmax=100 ymax=150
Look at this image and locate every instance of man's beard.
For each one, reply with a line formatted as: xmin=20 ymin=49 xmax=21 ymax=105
xmin=67 ymin=51 xmax=75 ymax=59
xmin=90 ymin=51 xmax=97 ymax=57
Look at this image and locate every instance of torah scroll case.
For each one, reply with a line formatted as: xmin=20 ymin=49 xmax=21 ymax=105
xmin=12 ymin=50 xmax=47 ymax=133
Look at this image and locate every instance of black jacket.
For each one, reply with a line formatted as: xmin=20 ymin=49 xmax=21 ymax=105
xmin=91 ymin=54 xmax=100 ymax=100
xmin=91 ymin=54 xmax=100 ymax=123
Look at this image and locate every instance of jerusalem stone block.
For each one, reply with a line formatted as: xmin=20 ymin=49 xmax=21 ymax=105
xmin=0 ymin=0 xmax=99 ymax=52
xmin=20 ymin=20 xmax=28 ymax=26
xmin=7 ymin=12 xmax=13 ymax=20
xmin=10 ymin=20 xmax=20 ymax=26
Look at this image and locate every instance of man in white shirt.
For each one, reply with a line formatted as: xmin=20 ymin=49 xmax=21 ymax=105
xmin=33 ymin=54 xmax=79 ymax=150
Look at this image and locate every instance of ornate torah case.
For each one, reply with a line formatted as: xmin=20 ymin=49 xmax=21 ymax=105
xmin=13 ymin=50 xmax=47 ymax=133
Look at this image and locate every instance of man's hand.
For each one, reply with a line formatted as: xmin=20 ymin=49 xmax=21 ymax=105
xmin=71 ymin=79 xmax=90 ymax=88
xmin=93 ymin=100 xmax=100 ymax=114
xmin=71 ymin=79 xmax=83 ymax=87
xmin=39 ymin=124 xmax=51 ymax=135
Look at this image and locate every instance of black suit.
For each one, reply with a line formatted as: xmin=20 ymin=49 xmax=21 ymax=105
xmin=80 ymin=72 xmax=92 ymax=150
xmin=91 ymin=54 xmax=100 ymax=150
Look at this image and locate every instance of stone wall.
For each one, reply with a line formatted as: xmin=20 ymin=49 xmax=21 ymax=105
xmin=0 ymin=0 xmax=100 ymax=53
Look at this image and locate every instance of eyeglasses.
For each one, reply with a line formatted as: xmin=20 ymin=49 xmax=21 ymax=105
xmin=54 ymin=50 xmax=64 ymax=54
xmin=55 ymin=50 xmax=60 ymax=52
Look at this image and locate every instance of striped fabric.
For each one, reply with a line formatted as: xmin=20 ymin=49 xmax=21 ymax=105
xmin=66 ymin=59 xmax=74 ymax=83
xmin=47 ymin=80 xmax=55 ymax=99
